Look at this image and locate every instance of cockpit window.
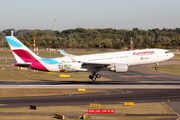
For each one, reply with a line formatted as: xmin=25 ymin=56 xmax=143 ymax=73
xmin=165 ymin=51 xmax=170 ymax=53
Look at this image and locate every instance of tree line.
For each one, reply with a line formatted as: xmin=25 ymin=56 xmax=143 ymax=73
xmin=1 ymin=27 xmax=180 ymax=50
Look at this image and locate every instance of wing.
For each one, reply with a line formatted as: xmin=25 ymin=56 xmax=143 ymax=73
xmin=59 ymin=50 xmax=77 ymax=57
xmin=81 ymin=61 xmax=127 ymax=72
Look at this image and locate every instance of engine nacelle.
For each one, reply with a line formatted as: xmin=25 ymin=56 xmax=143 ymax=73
xmin=109 ymin=64 xmax=128 ymax=72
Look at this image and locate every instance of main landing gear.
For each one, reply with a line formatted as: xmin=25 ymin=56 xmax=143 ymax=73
xmin=155 ymin=63 xmax=159 ymax=70
xmin=89 ymin=71 xmax=101 ymax=82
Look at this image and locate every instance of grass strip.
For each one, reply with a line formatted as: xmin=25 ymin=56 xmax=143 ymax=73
xmin=0 ymin=103 xmax=175 ymax=115
xmin=148 ymin=64 xmax=180 ymax=76
xmin=0 ymin=89 xmax=110 ymax=98
xmin=0 ymin=103 xmax=177 ymax=120
xmin=0 ymin=115 xmax=177 ymax=120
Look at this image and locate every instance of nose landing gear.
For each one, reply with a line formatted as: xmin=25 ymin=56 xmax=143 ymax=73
xmin=155 ymin=63 xmax=159 ymax=70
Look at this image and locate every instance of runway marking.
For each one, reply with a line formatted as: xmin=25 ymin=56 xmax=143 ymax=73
xmin=119 ymin=76 xmax=167 ymax=78
xmin=145 ymin=76 xmax=167 ymax=77
xmin=120 ymin=76 xmax=143 ymax=77
xmin=1 ymin=85 xmax=180 ymax=89
xmin=0 ymin=104 xmax=6 ymax=106
xmin=19 ymin=85 xmax=86 ymax=87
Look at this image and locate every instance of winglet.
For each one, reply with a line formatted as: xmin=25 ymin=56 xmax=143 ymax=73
xmin=59 ymin=49 xmax=76 ymax=57
xmin=59 ymin=49 xmax=66 ymax=54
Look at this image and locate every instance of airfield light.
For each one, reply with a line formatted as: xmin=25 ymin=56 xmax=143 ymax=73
xmin=34 ymin=37 xmax=36 ymax=53
xmin=130 ymin=36 xmax=133 ymax=50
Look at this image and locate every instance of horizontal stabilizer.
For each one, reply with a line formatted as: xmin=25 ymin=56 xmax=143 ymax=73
xmin=13 ymin=62 xmax=32 ymax=68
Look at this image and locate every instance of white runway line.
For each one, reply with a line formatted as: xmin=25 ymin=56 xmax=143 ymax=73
xmin=19 ymin=85 xmax=86 ymax=87
xmin=1 ymin=85 xmax=180 ymax=89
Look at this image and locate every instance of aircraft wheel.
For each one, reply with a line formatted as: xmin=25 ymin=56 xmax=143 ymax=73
xmin=92 ymin=72 xmax=98 ymax=76
xmin=96 ymin=74 xmax=101 ymax=78
xmin=92 ymin=76 xmax=96 ymax=82
xmin=155 ymin=67 xmax=159 ymax=70
xmin=89 ymin=75 xmax=93 ymax=79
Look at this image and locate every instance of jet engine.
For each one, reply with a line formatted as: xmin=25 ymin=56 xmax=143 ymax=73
xmin=109 ymin=64 xmax=128 ymax=72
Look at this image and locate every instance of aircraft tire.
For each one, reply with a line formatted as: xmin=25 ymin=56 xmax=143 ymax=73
xmin=92 ymin=76 xmax=96 ymax=82
xmin=96 ymin=74 xmax=101 ymax=78
xmin=155 ymin=67 xmax=159 ymax=70
xmin=89 ymin=75 xmax=93 ymax=79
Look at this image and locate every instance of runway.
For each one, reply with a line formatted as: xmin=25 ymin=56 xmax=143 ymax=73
xmin=0 ymin=62 xmax=180 ymax=89
xmin=1 ymin=66 xmax=180 ymax=89
xmin=0 ymin=89 xmax=180 ymax=108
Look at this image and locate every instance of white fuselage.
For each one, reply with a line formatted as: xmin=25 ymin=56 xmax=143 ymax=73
xmin=34 ymin=49 xmax=174 ymax=72
xmin=71 ymin=49 xmax=174 ymax=66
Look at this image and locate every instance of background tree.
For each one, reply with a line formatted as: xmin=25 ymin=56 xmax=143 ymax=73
xmin=2 ymin=27 xmax=180 ymax=50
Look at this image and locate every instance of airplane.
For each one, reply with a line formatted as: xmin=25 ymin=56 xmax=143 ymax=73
xmin=5 ymin=36 xmax=174 ymax=81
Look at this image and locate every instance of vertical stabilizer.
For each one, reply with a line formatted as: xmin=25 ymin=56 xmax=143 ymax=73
xmin=5 ymin=36 xmax=39 ymax=63
xmin=5 ymin=36 xmax=48 ymax=71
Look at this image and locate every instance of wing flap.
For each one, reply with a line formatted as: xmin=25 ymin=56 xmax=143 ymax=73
xmin=82 ymin=61 xmax=127 ymax=66
xmin=81 ymin=61 xmax=127 ymax=70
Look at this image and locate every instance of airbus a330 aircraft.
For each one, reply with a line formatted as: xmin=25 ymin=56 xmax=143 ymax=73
xmin=5 ymin=36 xmax=174 ymax=81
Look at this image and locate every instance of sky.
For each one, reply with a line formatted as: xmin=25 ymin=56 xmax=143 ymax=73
xmin=0 ymin=0 xmax=180 ymax=31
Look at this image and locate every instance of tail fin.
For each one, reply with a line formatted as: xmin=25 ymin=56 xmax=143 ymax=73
xmin=5 ymin=36 xmax=48 ymax=71
xmin=5 ymin=36 xmax=39 ymax=63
